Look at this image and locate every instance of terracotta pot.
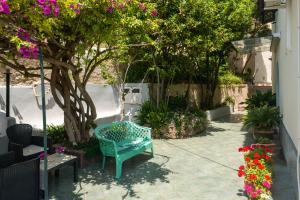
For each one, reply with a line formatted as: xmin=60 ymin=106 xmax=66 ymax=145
xmin=253 ymin=128 xmax=275 ymax=140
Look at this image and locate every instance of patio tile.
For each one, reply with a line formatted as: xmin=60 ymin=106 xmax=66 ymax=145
xmin=48 ymin=114 xmax=294 ymax=200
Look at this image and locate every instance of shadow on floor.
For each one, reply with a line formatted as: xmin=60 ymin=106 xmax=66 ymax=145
xmin=213 ymin=114 xmax=245 ymax=124
xmin=49 ymin=154 xmax=172 ymax=200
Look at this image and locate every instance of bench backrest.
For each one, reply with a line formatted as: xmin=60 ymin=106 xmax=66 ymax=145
xmin=94 ymin=121 xmax=151 ymax=156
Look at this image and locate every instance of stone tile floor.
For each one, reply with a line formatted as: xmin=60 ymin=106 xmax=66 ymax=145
xmin=48 ymin=114 xmax=295 ymax=200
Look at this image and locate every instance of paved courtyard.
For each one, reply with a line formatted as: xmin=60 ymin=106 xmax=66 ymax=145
xmin=48 ymin=114 xmax=295 ymax=200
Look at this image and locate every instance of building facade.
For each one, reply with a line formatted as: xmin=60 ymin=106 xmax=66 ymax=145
xmin=271 ymin=0 xmax=300 ymax=197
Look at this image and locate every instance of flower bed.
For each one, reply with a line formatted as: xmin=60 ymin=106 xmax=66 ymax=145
xmin=238 ymin=145 xmax=273 ymax=200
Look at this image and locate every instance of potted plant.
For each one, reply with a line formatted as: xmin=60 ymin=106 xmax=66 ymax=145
xmin=255 ymin=137 xmax=277 ymax=153
xmin=244 ymin=106 xmax=282 ymax=139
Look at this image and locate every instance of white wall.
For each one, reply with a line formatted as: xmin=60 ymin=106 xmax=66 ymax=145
xmin=254 ymin=51 xmax=272 ymax=84
xmin=0 ymin=83 xmax=149 ymax=129
xmin=274 ymin=0 xmax=300 ymax=148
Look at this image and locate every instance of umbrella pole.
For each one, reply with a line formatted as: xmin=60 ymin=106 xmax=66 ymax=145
xmin=39 ymin=47 xmax=48 ymax=200
xmin=4 ymin=68 xmax=10 ymax=117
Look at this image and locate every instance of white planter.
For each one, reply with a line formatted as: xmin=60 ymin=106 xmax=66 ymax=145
xmin=206 ymin=106 xmax=231 ymax=121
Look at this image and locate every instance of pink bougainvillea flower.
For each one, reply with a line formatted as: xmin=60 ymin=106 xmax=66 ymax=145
xmin=39 ymin=152 xmax=47 ymax=160
xmin=138 ymin=2 xmax=147 ymax=12
xmin=49 ymin=0 xmax=57 ymax=5
xmin=263 ymin=181 xmax=271 ymax=189
xmin=0 ymin=0 xmax=10 ymax=14
xmin=118 ymin=3 xmax=125 ymax=10
xmin=43 ymin=5 xmax=52 ymax=15
xmin=106 ymin=6 xmax=114 ymax=14
xmin=31 ymin=45 xmax=39 ymax=59
xmin=19 ymin=46 xmax=30 ymax=58
xmin=17 ymin=29 xmax=31 ymax=41
xmin=54 ymin=6 xmax=60 ymax=17
xmin=70 ymin=3 xmax=81 ymax=15
xmin=151 ymin=9 xmax=158 ymax=17
xmin=37 ymin=0 xmax=46 ymax=5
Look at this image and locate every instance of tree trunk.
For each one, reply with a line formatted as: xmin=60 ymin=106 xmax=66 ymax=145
xmin=50 ymin=65 xmax=97 ymax=143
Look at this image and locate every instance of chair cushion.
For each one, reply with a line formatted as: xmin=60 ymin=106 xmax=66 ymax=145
xmin=23 ymin=145 xmax=44 ymax=157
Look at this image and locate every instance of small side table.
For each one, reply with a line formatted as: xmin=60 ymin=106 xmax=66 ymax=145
xmin=40 ymin=153 xmax=78 ymax=191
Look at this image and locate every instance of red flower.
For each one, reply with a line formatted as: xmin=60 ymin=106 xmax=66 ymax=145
xmin=265 ymin=148 xmax=272 ymax=153
xmin=238 ymin=170 xmax=245 ymax=177
xmin=265 ymin=155 xmax=271 ymax=160
xmin=254 ymin=152 xmax=261 ymax=159
xmin=265 ymin=175 xmax=271 ymax=181
xmin=249 ymin=174 xmax=257 ymax=181
xmin=258 ymin=164 xmax=265 ymax=170
xmin=239 ymin=165 xmax=245 ymax=170
xmin=253 ymin=159 xmax=260 ymax=165
xmin=245 ymin=157 xmax=251 ymax=162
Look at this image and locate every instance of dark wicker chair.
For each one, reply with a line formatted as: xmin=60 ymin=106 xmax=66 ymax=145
xmin=0 ymin=157 xmax=40 ymax=200
xmin=7 ymin=124 xmax=53 ymax=162
xmin=0 ymin=151 xmax=15 ymax=168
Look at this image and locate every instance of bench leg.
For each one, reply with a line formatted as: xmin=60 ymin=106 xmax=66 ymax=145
xmin=102 ymin=156 xmax=106 ymax=170
xmin=151 ymin=147 xmax=154 ymax=158
xmin=116 ymin=160 xmax=123 ymax=179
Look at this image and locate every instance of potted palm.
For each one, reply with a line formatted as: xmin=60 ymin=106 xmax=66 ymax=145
xmin=244 ymin=106 xmax=282 ymax=139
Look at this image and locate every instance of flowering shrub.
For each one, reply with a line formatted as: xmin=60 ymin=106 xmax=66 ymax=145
xmin=55 ymin=146 xmax=65 ymax=154
xmin=238 ymin=145 xmax=273 ymax=200
xmin=39 ymin=152 xmax=47 ymax=160
xmin=0 ymin=0 xmax=10 ymax=14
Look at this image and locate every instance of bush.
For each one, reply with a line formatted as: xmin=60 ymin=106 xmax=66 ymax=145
xmin=244 ymin=106 xmax=281 ymax=130
xmin=47 ymin=124 xmax=70 ymax=146
xmin=168 ymin=96 xmax=187 ymax=111
xmin=245 ymin=90 xmax=276 ymax=110
xmin=219 ymin=71 xmax=243 ymax=85
xmin=137 ymin=101 xmax=207 ymax=138
xmin=73 ymin=137 xmax=100 ymax=159
xmin=47 ymin=124 xmax=100 ymax=159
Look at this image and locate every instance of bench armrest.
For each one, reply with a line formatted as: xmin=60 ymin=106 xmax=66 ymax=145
xmin=98 ymin=138 xmax=118 ymax=157
xmin=131 ymin=123 xmax=152 ymax=140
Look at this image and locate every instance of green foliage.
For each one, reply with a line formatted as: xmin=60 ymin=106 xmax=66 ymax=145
xmin=224 ymin=96 xmax=235 ymax=106
xmin=168 ymin=96 xmax=187 ymax=111
xmin=244 ymin=106 xmax=282 ymax=130
xmin=47 ymin=124 xmax=70 ymax=146
xmin=245 ymin=90 xmax=276 ymax=110
xmin=73 ymin=137 xmax=100 ymax=159
xmin=137 ymin=101 xmax=207 ymax=138
xmin=47 ymin=124 xmax=100 ymax=158
xmin=256 ymin=137 xmax=273 ymax=144
xmin=219 ymin=71 xmax=243 ymax=85
xmin=137 ymin=101 xmax=170 ymax=129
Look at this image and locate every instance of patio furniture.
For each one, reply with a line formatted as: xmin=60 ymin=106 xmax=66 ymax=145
xmin=6 ymin=124 xmax=53 ymax=162
xmin=0 ymin=136 xmax=9 ymax=155
xmin=0 ymin=157 xmax=40 ymax=200
xmin=0 ymin=151 xmax=15 ymax=168
xmin=94 ymin=121 xmax=153 ymax=178
xmin=40 ymin=153 xmax=78 ymax=192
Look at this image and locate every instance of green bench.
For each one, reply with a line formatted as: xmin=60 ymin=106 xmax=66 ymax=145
xmin=94 ymin=121 xmax=154 ymax=178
